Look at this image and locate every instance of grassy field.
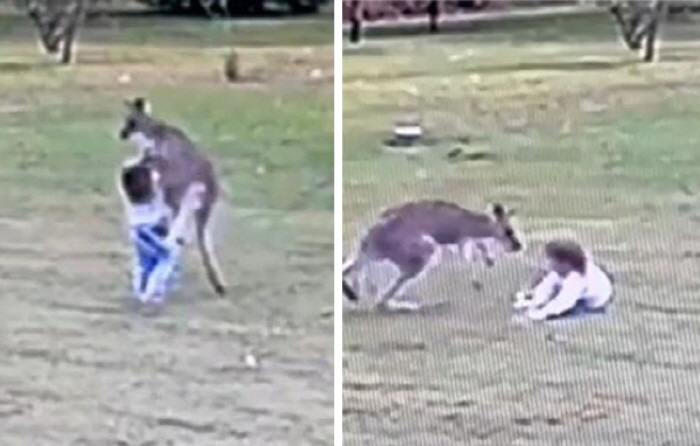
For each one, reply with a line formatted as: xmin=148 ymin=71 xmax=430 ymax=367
xmin=343 ymin=13 xmax=700 ymax=446
xmin=0 ymin=10 xmax=333 ymax=446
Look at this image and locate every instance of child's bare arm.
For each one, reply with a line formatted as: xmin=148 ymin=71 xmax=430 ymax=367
xmin=530 ymin=272 xmax=585 ymax=319
xmin=530 ymin=270 xmax=561 ymax=308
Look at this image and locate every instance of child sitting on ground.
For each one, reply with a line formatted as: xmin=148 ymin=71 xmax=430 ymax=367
xmin=119 ymin=161 xmax=203 ymax=307
xmin=513 ymin=239 xmax=614 ymax=321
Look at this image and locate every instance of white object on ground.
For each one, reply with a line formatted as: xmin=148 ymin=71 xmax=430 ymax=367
xmin=526 ymin=307 xmax=548 ymax=321
xmin=512 ymin=291 xmax=533 ymax=310
xmin=384 ymin=299 xmax=421 ymax=312
xmin=244 ymin=351 xmax=258 ymax=369
xmin=394 ymin=125 xmax=423 ymax=139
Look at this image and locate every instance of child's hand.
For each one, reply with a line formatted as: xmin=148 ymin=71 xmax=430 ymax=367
xmin=513 ymin=298 xmax=531 ymax=310
xmin=526 ymin=308 xmax=548 ymax=321
xmin=512 ymin=290 xmax=532 ymax=310
xmin=514 ymin=290 xmax=530 ymax=301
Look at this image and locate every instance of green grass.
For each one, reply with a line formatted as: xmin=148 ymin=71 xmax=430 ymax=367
xmin=344 ymin=15 xmax=700 ymax=446
xmin=0 ymin=14 xmax=333 ymax=445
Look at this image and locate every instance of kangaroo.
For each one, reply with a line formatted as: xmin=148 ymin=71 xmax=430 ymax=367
xmin=343 ymin=200 xmax=523 ymax=310
xmin=118 ymin=97 xmax=227 ymax=296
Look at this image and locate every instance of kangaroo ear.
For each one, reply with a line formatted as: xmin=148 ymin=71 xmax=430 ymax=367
xmin=131 ymin=97 xmax=151 ymax=114
xmin=507 ymin=208 xmax=516 ymax=217
xmin=491 ymin=203 xmax=505 ymax=218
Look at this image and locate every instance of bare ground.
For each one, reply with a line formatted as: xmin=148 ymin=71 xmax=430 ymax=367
xmin=1 ymin=206 xmax=333 ymax=446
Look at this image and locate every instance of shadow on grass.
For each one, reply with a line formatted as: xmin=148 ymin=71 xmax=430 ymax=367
xmin=0 ymin=61 xmax=37 ymax=72
xmin=473 ymin=58 xmax=638 ymax=74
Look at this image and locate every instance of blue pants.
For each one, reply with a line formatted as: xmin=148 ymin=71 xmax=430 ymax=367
xmin=548 ymin=299 xmax=610 ymax=320
xmin=131 ymin=223 xmax=181 ymax=301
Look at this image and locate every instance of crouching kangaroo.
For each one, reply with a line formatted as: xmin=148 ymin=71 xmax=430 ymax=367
xmin=119 ymin=97 xmax=227 ymax=296
xmin=343 ymin=200 xmax=523 ymax=310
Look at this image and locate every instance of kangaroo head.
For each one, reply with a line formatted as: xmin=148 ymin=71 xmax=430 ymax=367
xmin=489 ymin=203 xmax=523 ymax=254
xmin=119 ymin=97 xmax=158 ymax=154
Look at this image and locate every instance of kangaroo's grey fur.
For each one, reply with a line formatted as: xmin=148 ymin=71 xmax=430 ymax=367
xmin=119 ymin=97 xmax=227 ymax=296
xmin=343 ymin=200 xmax=523 ymax=308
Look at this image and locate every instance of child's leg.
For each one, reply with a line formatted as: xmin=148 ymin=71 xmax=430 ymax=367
xmin=140 ymin=185 xmax=203 ymax=303
xmin=131 ymin=249 xmax=157 ymax=302
xmin=143 ymin=244 xmax=183 ymax=302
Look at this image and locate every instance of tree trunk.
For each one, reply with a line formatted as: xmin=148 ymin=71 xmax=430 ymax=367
xmin=427 ymin=0 xmax=439 ymax=33
xmin=60 ymin=0 xmax=85 ymax=64
xmin=26 ymin=0 xmax=87 ymax=63
xmin=349 ymin=0 xmax=362 ymax=44
xmin=610 ymin=0 xmax=663 ymax=60
xmin=610 ymin=2 xmax=640 ymax=49
xmin=188 ymin=0 xmax=216 ymax=17
xmin=27 ymin=2 xmax=65 ymax=54
xmin=642 ymin=1 xmax=664 ymax=62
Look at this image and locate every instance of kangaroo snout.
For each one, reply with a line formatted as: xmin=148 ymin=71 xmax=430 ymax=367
xmin=511 ymin=240 xmax=523 ymax=252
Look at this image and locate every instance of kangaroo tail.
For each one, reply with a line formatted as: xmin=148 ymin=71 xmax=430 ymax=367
xmin=343 ymin=278 xmax=359 ymax=301
xmin=342 ymin=253 xmax=362 ymax=301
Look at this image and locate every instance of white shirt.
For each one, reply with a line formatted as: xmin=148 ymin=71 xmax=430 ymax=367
xmin=126 ymin=198 xmax=172 ymax=228
xmin=529 ymin=258 xmax=613 ymax=319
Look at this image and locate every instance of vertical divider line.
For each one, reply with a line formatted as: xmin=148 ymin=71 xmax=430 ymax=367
xmin=333 ymin=2 xmax=344 ymax=445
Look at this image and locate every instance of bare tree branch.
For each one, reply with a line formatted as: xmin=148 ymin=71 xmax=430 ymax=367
xmin=23 ymin=0 xmax=86 ymax=64
xmin=610 ymin=0 xmax=664 ymax=61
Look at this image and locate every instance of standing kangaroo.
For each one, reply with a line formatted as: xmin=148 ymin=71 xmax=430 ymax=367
xmin=343 ymin=200 xmax=523 ymax=310
xmin=119 ymin=97 xmax=227 ymax=296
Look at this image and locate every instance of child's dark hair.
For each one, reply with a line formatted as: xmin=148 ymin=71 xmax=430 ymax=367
xmin=544 ymin=239 xmax=587 ymax=273
xmin=121 ymin=164 xmax=154 ymax=204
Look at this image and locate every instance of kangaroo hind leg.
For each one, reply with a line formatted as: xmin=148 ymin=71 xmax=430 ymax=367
xmin=377 ymin=237 xmax=437 ymax=312
xmin=195 ymin=207 xmax=227 ymax=296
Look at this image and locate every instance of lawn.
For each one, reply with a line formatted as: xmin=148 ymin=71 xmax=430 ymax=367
xmin=0 ymin=10 xmax=333 ymax=446
xmin=343 ymin=13 xmax=700 ymax=446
